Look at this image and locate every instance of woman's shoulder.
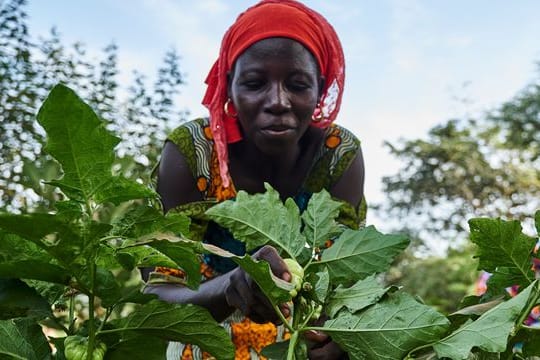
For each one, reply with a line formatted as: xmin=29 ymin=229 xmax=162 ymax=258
xmin=167 ymin=117 xmax=212 ymax=145
xmin=321 ymin=123 xmax=360 ymax=151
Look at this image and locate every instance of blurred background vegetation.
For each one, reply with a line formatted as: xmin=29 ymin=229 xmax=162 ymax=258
xmin=1 ymin=0 xmax=539 ymax=314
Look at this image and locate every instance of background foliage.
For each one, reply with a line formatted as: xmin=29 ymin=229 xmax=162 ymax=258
xmin=0 ymin=0 xmax=187 ymax=213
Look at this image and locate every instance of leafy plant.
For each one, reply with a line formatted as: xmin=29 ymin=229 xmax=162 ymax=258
xmin=1 ymin=84 xmax=539 ymax=360
xmin=203 ymin=184 xmax=540 ymax=359
xmin=0 ymin=84 xmax=233 ymax=359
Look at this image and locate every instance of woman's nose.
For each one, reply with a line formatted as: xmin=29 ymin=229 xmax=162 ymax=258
xmin=266 ymin=83 xmax=291 ymax=112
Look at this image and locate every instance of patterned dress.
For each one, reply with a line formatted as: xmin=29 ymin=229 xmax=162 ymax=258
xmin=148 ymin=118 xmax=366 ymax=360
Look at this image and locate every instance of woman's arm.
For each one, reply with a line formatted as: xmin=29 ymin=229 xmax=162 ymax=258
xmin=156 ymin=141 xmax=203 ymax=211
xmin=144 ymin=141 xmax=290 ymax=323
xmin=330 ymin=147 xmax=365 ymax=208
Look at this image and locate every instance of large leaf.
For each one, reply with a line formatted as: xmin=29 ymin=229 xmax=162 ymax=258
xmin=117 ymin=233 xmax=203 ymax=290
xmin=117 ymin=300 xmax=234 ymax=360
xmin=111 ymin=205 xmax=190 ymax=239
xmin=322 ymin=292 xmax=449 ymax=360
xmin=301 ymin=190 xmax=342 ymax=248
xmin=203 ymin=243 xmax=293 ymax=305
xmin=326 ymin=274 xmax=396 ymax=317
xmin=36 ymin=83 xmax=152 ymax=204
xmin=206 ymin=184 xmax=305 ymax=258
xmin=469 ymin=217 xmax=536 ymax=282
xmin=433 ymin=280 xmax=539 ymax=359
xmin=483 ymin=267 xmax=530 ymax=299
xmin=0 ymin=279 xmax=51 ymax=320
xmin=0 ymin=231 xmax=69 ymax=284
xmin=0 ymin=319 xmax=52 ymax=360
xmin=311 ymin=226 xmax=409 ymax=285
xmin=0 ymin=214 xmax=84 ymax=272
xmin=105 ymin=336 xmax=168 ymax=360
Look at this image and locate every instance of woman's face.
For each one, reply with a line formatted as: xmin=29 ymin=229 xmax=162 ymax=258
xmin=228 ymin=38 xmax=323 ymax=155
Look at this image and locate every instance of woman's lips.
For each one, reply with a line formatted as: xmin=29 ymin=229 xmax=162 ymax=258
xmin=261 ymin=125 xmax=295 ymax=136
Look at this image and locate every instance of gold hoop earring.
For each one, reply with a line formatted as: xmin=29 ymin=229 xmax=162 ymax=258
xmin=311 ymin=103 xmax=324 ymax=122
xmin=224 ymin=98 xmax=238 ymax=118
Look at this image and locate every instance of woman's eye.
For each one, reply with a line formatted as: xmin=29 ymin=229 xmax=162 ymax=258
xmin=289 ymin=82 xmax=310 ymax=91
xmin=241 ymin=80 xmax=264 ymax=89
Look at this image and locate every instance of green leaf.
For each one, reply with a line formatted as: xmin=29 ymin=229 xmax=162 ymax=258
xmin=326 ymin=274 xmax=397 ymax=317
xmin=206 ymin=184 xmax=305 ymax=258
xmin=117 ymin=232 xmax=202 ymax=290
xmin=202 ymin=243 xmax=293 ymax=305
xmin=0 ymin=279 xmax=51 ymax=320
xmin=77 ymin=267 xmax=121 ymax=307
xmin=148 ymin=241 xmax=201 ymax=289
xmin=93 ymin=177 xmax=155 ymax=205
xmin=36 ymin=83 xmax=153 ymax=204
xmin=36 ymin=83 xmax=118 ymax=203
xmin=22 ymin=280 xmax=66 ymax=309
xmin=433 ymin=280 xmax=539 ymax=359
xmin=117 ymin=300 xmax=234 ymax=360
xmin=322 ymin=292 xmax=449 ymax=360
xmin=0 ymin=213 xmax=83 ymax=270
xmin=523 ymin=331 xmax=540 ymax=356
xmin=311 ymin=226 xmax=409 ymax=285
xmin=0 ymin=231 xmax=69 ymax=284
xmin=304 ymin=268 xmax=330 ymax=303
xmin=105 ymin=336 xmax=168 ymax=360
xmin=469 ymin=217 xmax=536 ymax=282
xmin=301 ymin=190 xmax=342 ymax=248
xmin=111 ymin=206 xmax=190 ymax=238
xmin=483 ymin=267 xmax=529 ymax=299
xmin=261 ymin=339 xmax=290 ymax=359
xmin=0 ymin=319 xmax=52 ymax=360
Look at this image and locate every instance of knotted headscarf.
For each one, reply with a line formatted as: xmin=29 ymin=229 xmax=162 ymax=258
xmin=202 ymin=0 xmax=345 ymax=187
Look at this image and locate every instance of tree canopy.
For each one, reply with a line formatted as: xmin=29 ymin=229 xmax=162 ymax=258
xmin=0 ymin=0 xmax=187 ymax=213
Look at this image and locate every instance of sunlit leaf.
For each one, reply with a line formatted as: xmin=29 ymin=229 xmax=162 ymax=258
xmin=323 ymin=292 xmax=449 ymax=360
xmin=301 ymin=190 xmax=342 ymax=248
xmin=206 ymin=184 xmax=305 ymax=258
xmin=311 ymin=226 xmax=409 ymax=285
xmin=326 ymin=274 xmax=397 ymax=317
xmin=119 ymin=300 xmax=234 ymax=360
xmin=433 ymin=280 xmax=539 ymax=359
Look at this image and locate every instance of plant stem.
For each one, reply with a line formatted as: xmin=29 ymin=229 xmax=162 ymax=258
xmin=68 ymin=291 xmax=75 ymax=334
xmin=273 ymin=304 xmax=294 ymax=332
xmin=286 ymin=330 xmax=299 ymax=360
xmin=86 ymin=263 xmax=96 ymax=360
xmin=84 ymin=199 xmax=97 ymax=360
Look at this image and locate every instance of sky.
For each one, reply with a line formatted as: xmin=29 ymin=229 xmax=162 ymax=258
xmin=26 ymin=0 xmax=540 ymax=229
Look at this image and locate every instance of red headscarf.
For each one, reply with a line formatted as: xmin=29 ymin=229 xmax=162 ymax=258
xmin=202 ymin=0 xmax=345 ymax=187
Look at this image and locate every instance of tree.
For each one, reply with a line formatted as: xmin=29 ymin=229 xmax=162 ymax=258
xmin=0 ymin=0 xmax=188 ymax=212
xmin=377 ymin=66 xmax=540 ymax=250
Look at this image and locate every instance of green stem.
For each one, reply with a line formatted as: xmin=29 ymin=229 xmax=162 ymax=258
xmin=286 ymin=331 xmax=299 ymax=360
xmin=83 ymin=200 xmax=97 ymax=360
xmin=298 ymin=306 xmax=317 ymax=330
xmin=273 ymin=304 xmax=294 ymax=332
xmin=68 ymin=291 xmax=75 ymax=334
xmin=97 ymin=307 xmax=113 ymax=333
xmin=514 ymin=283 xmax=540 ymax=335
xmin=86 ymin=263 xmax=96 ymax=360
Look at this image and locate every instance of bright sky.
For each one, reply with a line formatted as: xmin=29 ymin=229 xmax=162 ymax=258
xmin=27 ymin=0 xmax=540 ymax=230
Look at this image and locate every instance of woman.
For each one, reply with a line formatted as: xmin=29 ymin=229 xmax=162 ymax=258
xmin=144 ymin=1 xmax=366 ymax=359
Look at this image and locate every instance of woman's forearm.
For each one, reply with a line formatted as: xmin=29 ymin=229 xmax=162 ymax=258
xmin=143 ymin=273 xmax=235 ymax=322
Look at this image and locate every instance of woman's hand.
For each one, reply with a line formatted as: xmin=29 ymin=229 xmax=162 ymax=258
xmin=304 ymin=316 xmax=347 ymax=359
xmin=224 ymin=245 xmax=291 ymax=323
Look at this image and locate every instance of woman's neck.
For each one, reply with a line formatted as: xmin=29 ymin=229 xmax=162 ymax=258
xmin=228 ymin=127 xmax=323 ymax=197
